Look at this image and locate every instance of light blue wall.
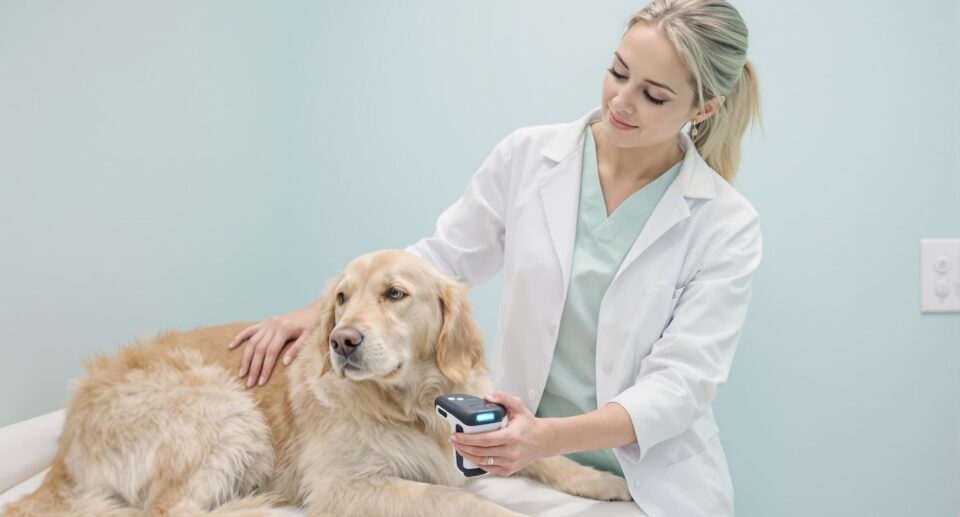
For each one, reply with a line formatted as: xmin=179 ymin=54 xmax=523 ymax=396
xmin=0 ymin=1 xmax=957 ymax=515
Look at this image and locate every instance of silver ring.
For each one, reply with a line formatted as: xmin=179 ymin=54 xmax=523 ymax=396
xmin=485 ymin=456 xmax=495 ymax=466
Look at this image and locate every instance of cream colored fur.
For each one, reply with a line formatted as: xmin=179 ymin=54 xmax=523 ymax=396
xmin=1 ymin=250 xmax=630 ymax=517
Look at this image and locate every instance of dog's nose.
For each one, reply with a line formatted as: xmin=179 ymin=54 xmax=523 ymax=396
xmin=330 ymin=326 xmax=363 ymax=357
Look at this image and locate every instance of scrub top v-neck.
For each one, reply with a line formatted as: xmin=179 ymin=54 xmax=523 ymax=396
xmin=534 ymin=123 xmax=682 ymax=476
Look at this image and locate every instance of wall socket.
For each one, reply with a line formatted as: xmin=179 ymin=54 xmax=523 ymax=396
xmin=921 ymin=239 xmax=960 ymax=313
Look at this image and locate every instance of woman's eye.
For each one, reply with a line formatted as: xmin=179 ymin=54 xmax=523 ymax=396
xmin=386 ymin=288 xmax=405 ymax=300
xmin=607 ymin=67 xmax=627 ymax=81
xmin=337 ymin=292 xmax=346 ymax=304
xmin=606 ymin=68 xmax=667 ymax=106
xmin=644 ymin=91 xmax=667 ymax=106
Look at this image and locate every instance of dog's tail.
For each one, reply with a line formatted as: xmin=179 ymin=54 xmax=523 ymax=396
xmin=0 ymin=453 xmax=137 ymax=517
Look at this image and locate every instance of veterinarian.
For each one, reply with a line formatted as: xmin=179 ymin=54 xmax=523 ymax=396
xmin=229 ymin=1 xmax=761 ymax=515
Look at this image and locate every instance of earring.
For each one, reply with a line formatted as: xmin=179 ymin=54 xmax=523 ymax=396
xmin=690 ymin=119 xmax=699 ymax=138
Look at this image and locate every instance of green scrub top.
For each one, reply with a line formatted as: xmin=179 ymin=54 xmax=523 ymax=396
xmin=535 ymin=123 xmax=682 ymax=476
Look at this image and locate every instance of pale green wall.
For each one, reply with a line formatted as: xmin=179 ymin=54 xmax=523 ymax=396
xmin=0 ymin=1 xmax=957 ymax=515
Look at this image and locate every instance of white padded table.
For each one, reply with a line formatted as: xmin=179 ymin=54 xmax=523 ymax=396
xmin=0 ymin=410 xmax=645 ymax=516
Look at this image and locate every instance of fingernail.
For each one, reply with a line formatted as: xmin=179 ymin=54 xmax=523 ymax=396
xmin=258 ymin=376 xmax=265 ymax=386
xmin=247 ymin=376 xmax=255 ymax=387
xmin=239 ymin=367 xmax=246 ymax=377
xmin=283 ymin=356 xmax=291 ymax=366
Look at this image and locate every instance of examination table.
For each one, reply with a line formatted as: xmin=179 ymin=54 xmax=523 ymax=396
xmin=0 ymin=410 xmax=644 ymax=516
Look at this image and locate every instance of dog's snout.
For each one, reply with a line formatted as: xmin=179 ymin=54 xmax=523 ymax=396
xmin=330 ymin=326 xmax=364 ymax=357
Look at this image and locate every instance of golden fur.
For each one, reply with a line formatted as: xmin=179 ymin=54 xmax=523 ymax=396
xmin=2 ymin=250 xmax=630 ymax=517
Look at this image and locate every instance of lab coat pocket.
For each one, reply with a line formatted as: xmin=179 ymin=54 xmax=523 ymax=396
xmin=649 ymin=435 xmax=733 ymax=516
xmin=664 ymin=433 xmax=719 ymax=469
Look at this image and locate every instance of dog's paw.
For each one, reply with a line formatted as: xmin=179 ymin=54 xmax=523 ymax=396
xmin=565 ymin=471 xmax=632 ymax=502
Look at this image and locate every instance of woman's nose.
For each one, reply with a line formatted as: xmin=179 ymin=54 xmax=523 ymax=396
xmin=611 ymin=97 xmax=634 ymax=117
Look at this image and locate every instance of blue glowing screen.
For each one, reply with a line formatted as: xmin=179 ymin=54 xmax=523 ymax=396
xmin=475 ymin=412 xmax=495 ymax=423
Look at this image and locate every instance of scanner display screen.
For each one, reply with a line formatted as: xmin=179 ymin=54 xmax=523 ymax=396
xmin=475 ymin=412 xmax=495 ymax=423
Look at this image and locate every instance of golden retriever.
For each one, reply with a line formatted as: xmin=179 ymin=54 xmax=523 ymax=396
xmin=2 ymin=250 xmax=630 ymax=517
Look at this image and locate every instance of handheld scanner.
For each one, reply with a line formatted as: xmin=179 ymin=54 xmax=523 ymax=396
xmin=435 ymin=394 xmax=507 ymax=477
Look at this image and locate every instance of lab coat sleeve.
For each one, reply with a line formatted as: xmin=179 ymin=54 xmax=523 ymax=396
xmin=609 ymin=209 xmax=763 ymax=463
xmin=403 ymin=131 xmax=515 ymax=287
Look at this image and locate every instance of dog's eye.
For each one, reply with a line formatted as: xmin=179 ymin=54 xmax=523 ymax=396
xmin=337 ymin=292 xmax=346 ymax=304
xmin=385 ymin=288 xmax=405 ymax=301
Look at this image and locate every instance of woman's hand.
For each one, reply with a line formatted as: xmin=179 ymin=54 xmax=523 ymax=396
xmin=449 ymin=391 xmax=554 ymax=476
xmin=227 ymin=315 xmax=309 ymax=388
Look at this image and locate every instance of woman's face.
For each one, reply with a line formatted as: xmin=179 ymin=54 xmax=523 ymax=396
xmin=599 ymin=22 xmax=714 ymax=149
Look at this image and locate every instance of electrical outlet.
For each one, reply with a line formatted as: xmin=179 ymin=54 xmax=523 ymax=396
xmin=921 ymin=239 xmax=960 ymax=313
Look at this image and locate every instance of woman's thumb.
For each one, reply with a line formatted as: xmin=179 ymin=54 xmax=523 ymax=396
xmin=486 ymin=391 xmax=524 ymax=412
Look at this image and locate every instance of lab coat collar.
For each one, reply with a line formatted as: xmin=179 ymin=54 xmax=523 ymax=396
xmin=541 ymin=106 xmax=717 ymax=200
xmin=538 ymin=106 xmax=721 ymax=294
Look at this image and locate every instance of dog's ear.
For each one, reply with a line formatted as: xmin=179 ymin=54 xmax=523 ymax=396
xmin=302 ymin=275 xmax=340 ymax=377
xmin=435 ymin=280 xmax=485 ymax=384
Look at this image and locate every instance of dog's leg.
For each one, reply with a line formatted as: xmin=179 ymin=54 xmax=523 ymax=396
xmin=515 ymin=456 xmax=632 ymax=502
xmin=145 ymin=491 xmax=289 ymax=517
xmin=0 ymin=446 xmax=142 ymax=517
xmin=303 ymin=476 xmax=526 ymax=517
xmin=141 ymin=435 xmax=281 ymax=517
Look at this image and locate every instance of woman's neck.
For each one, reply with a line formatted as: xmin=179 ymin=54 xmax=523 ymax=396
xmin=591 ymin=124 xmax=683 ymax=185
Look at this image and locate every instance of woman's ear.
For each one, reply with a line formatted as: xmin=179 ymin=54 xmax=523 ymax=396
xmin=302 ymin=275 xmax=340 ymax=377
xmin=435 ymin=280 xmax=485 ymax=384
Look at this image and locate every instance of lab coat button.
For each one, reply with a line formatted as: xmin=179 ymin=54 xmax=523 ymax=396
xmin=634 ymin=479 xmax=642 ymax=488
xmin=547 ymin=323 xmax=557 ymax=335
xmin=527 ymin=389 xmax=537 ymax=403
xmin=603 ymin=363 xmax=612 ymax=373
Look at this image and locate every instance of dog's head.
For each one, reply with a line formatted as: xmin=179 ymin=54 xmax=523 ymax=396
xmin=305 ymin=249 xmax=485 ymax=386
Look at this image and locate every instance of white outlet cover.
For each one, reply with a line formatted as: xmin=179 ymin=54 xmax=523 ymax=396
xmin=921 ymin=239 xmax=960 ymax=313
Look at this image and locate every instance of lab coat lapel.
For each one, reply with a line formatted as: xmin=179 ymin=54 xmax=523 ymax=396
xmin=537 ymin=152 xmax=581 ymax=300
xmin=537 ymin=108 xmax=602 ymax=300
xmin=536 ymin=106 xmax=719 ymax=294
xmin=612 ymin=177 xmax=690 ymax=283
xmin=613 ymin=130 xmax=716 ymax=283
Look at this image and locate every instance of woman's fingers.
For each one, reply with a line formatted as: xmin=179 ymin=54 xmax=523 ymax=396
xmin=246 ymin=330 xmax=274 ymax=387
xmin=453 ymin=445 xmax=512 ymax=475
xmin=232 ymin=316 xmax=308 ymax=387
xmin=452 ymin=426 xmax=514 ymax=447
xmin=239 ymin=327 xmax=266 ymax=378
xmin=228 ymin=324 xmax=259 ymax=350
xmin=284 ymin=333 xmax=307 ymax=366
xmin=450 ymin=441 xmax=510 ymax=459
xmin=258 ymin=332 xmax=289 ymax=385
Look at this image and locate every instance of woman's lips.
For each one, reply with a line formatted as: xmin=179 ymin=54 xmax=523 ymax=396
xmin=608 ymin=112 xmax=637 ymax=131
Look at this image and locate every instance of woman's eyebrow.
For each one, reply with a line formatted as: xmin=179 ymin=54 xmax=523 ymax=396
xmin=614 ymin=51 xmax=677 ymax=96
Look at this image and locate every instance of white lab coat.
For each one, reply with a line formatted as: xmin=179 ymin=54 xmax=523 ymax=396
xmin=405 ymin=106 xmax=762 ymax=517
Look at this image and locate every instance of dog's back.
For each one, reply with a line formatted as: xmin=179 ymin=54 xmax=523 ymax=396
xmin=1 ymin=322 xmax=297 ymax=517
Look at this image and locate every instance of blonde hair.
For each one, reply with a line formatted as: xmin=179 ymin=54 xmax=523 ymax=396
xmin=627 ymin=0 xmax=762 ymax=182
